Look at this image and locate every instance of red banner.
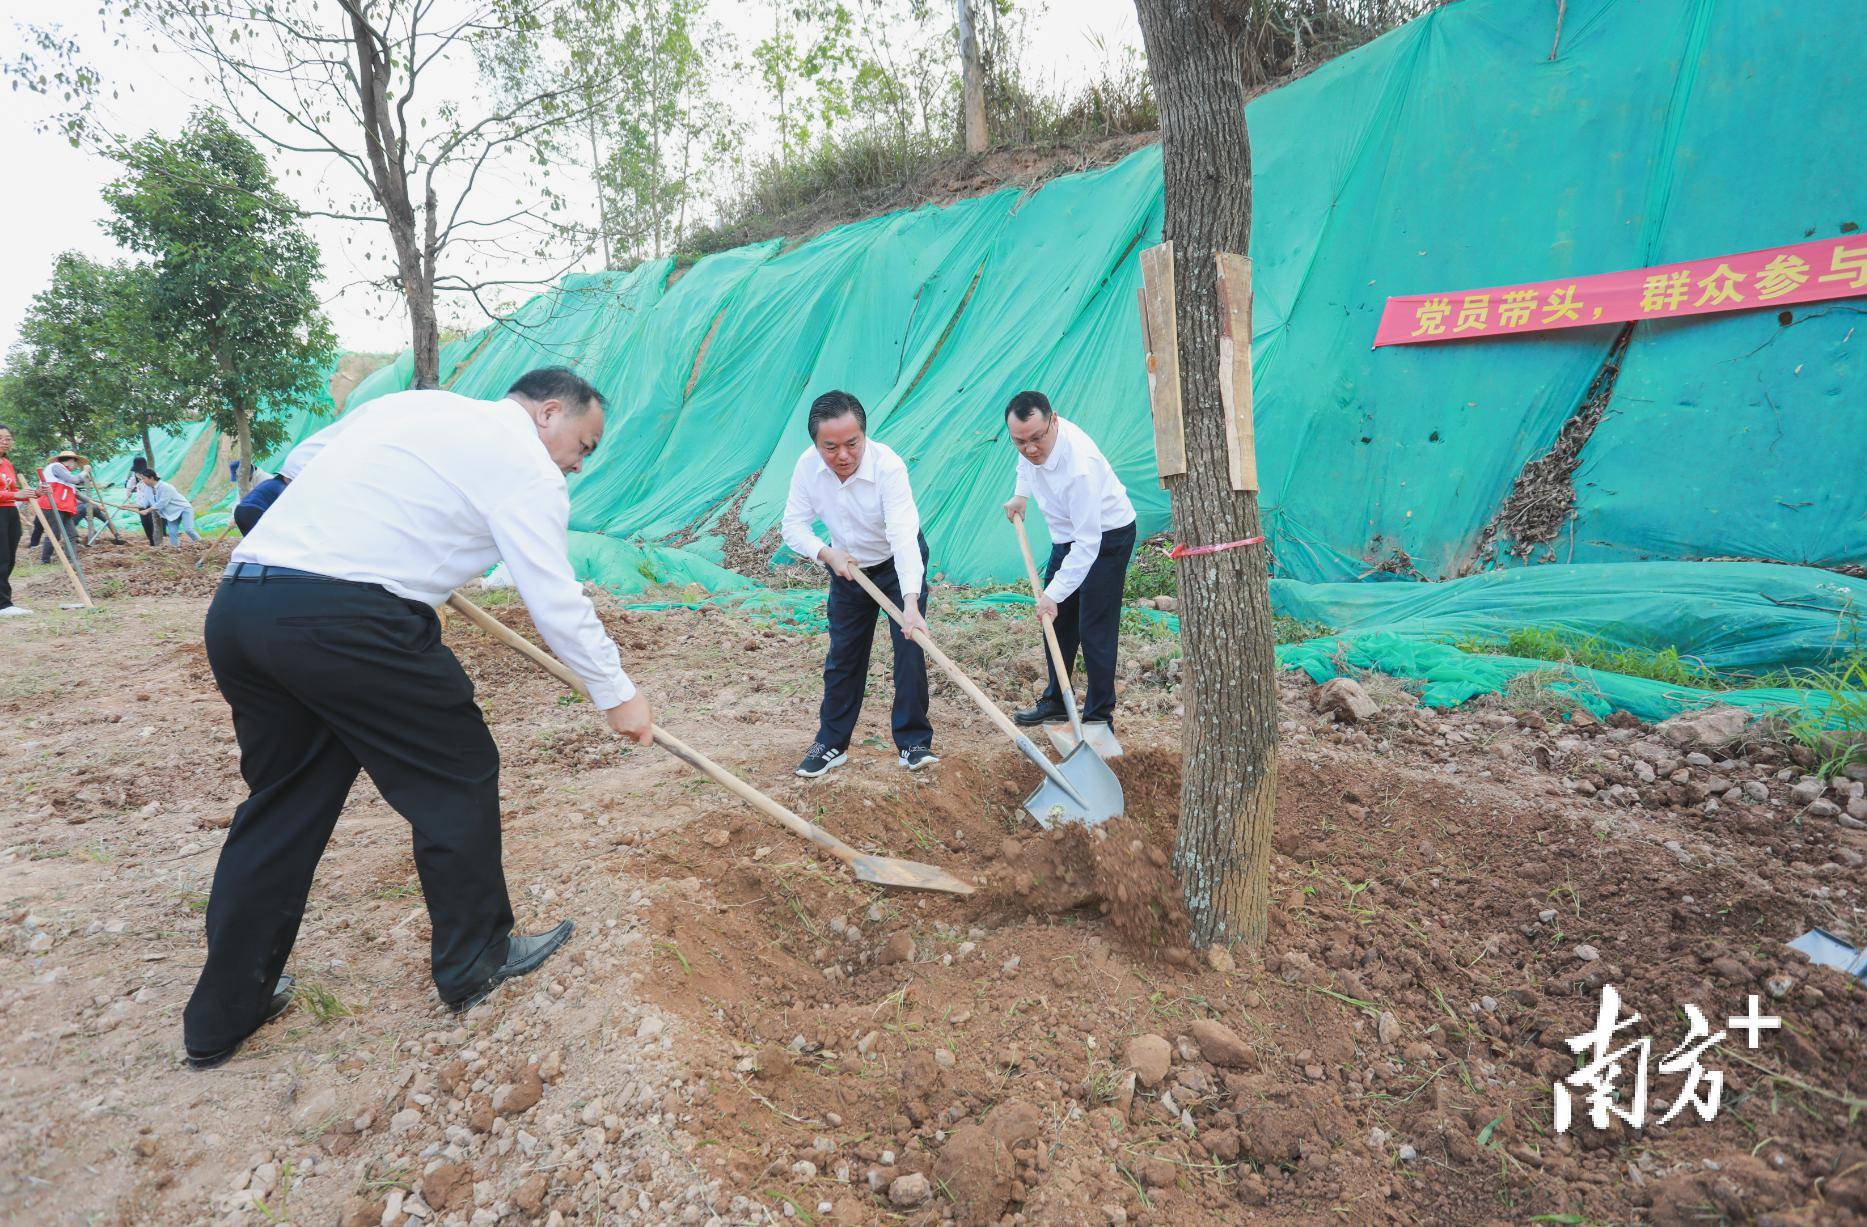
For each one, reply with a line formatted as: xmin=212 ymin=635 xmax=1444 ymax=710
xmin=1373 ymin=234 xmax=1867 ymax=347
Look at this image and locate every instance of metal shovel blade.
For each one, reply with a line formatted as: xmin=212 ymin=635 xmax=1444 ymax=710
xmin=1042 ymin=721 xmax=1124 ymax=759
xmin=1023 ymin=740 xmax=1124 ymax=829
xmin=847 ymin=852 xmax=976 ymax=895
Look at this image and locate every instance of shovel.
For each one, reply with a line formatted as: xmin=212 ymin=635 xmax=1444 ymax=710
xmin=1010 ymin=513 xmax=1124 ymax=761
xmin=444 ymin=592 xmax=973 ymax=896
xmin=843 ymin=569 xmax=1122 ymax=829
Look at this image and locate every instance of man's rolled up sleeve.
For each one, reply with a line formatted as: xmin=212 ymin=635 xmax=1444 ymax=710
xmin=487 ymin=479 xmax=636 ymax=709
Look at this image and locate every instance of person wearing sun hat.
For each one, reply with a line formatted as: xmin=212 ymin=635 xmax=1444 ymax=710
xmin=34 ymin=448 xmax=85 ymax=566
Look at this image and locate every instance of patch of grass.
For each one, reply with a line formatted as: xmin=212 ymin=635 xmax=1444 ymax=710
xmin=1124 ymin=536 xmax=1176 ymax=601
xmin=1274 ymin=615 xmax=1333 ymax=644
xmin=1768 ymin=654 xmax=1867 ymax=771
xmin=293 ymin=978 xmax=355 ymax=1024
xmin=1455 ymin=627 xmax=1721 ymax=688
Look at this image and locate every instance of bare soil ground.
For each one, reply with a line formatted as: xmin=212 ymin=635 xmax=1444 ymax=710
xmin=2 ymin=547 xmax=1863 ymax=1227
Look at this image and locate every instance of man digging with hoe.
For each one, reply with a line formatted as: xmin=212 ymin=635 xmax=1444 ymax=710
xmin=182 ymin=367 xmax=653 ymax=1070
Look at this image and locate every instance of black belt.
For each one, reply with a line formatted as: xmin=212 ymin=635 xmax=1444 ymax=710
xmin=221 ymin=563 xmax=384 ymax=586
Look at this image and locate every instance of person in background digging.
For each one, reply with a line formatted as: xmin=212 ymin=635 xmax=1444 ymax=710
xmin=70 ymin=456 xmax=123 ymax=545
xmin=781 ymin=389 xmax=936 ymax=778
xmin=127 ymin=456 xmax=159 ymax=545
xmin=34 ymin=450 xmax=84 ymax=566
xmin=136 ymin=470 xmax=202 ymax=546
xmin=1000 ymin=391 xmax=1137 ymax=736
xmin=182 ymin=366 xmax=649 ymax=1070
xmin=232 ymin=471 xmax=289 ymax=535
xmin=0 ymin=423 xmax=30 ymax=617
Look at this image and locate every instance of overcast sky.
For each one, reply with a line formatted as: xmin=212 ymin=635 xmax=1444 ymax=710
xmin=0 ymin=0 xmax=1144 ymax=356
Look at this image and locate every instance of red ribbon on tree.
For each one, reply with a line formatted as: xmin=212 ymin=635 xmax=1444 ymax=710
xmin=1167 ymin=535 xmax=1264 ymax=560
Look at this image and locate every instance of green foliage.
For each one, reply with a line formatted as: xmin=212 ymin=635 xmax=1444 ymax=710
xmin=103 ymin=109 xmax=333 ymax=480
xmin=477 ymin=0 xmax=741 ymax=264
xmin=0 ymin=254 xmax=205 ymax=465
xmin=689 ymin=2 xmax=1159 ymax=257
xmin=1123 ymin=536 xmax=1175 ymax=601
xmin=1763 ymin=654 xmax=1867 ymax=771
xmin=1274 ymin=615 xmax=1333 ymax=644
xmin=1454 ymin=627 xmax=1725 ymax=688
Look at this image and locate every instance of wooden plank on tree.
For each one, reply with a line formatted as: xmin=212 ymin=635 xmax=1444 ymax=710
xmin=1138 ymin=241 xmax=1186 ymax=485
xmin=1214 ymin=250 xmax=1259 ymax=493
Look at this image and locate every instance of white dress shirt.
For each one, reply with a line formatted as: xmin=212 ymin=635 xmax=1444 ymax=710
xmin=1014 ymin=416 xmax=1136 ymax=603
xmin=781 ymin=439 xmax=925 ymax=596
xmin=235 ymin=389 xmax=636 ymax=709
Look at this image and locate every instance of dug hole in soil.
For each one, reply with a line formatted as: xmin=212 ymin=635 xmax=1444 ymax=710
xmin=1 ymin=550 xmax=1863 ymax=1226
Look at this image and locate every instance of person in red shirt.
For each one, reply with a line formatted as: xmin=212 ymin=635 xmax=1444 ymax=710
xmin=0 ymin=423 xmax=30 ymax=617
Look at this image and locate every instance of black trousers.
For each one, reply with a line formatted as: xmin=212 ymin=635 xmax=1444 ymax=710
xmin=1039 ymin=520 xmax=1136 ymax=725
xmin=185 ymin=574 xmax=513 ymax=1051
xmin=138 ymin=508 xmax=159 ymax=545
xmin=37 ymin=507 xmax=77 ymax=565
xmin=817 ymin=535 xmax=932 ymax=753
xmin=0 ymin=507 xmax=19 ymax=608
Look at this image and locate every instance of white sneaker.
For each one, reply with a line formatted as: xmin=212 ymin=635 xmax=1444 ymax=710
xmin=0 ymin=606 xmax=33 ymax=618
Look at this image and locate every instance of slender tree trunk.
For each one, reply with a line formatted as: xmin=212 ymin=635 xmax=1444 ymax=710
xmin=587 ymin=108 xmax=612 ymax=268
xmin=142 ymin=426 xmax=155 ymax=467
xmin=956 ymin=0 xmax=988 ymax=153
xmin=235 ymin=406 xmax=254 ymax=495
xmin=349 ymin=8 xmax=440 ymax=388
xmin=1133 ymin=0 xmax=1278 ymax=947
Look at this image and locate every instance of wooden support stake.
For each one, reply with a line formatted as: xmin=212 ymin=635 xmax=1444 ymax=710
xmin=1214 ymin=251 xmax=1260 ymax=493
xmin=26 ymin=501 xmax=93 ymax=608
xmin=1137 ymin=241 xmax=1186 ymax=485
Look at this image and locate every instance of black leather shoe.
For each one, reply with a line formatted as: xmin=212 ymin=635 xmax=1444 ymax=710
xmin=1013 ymin=697 xmax=1068 ymax=726
xmin=446 ymin=920 xmax=574 ymax=1014
xmin=186 ymin=974 xmax=296 ymax=1070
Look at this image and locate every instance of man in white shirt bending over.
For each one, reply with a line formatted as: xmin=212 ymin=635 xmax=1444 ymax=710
xmin=1001 ymin=391 xmax=1137 ymax=736
xmin=183 ymin=367 xmax=652 ymax=1070
xmin=781 ymin=390 xmax=936 ymax=778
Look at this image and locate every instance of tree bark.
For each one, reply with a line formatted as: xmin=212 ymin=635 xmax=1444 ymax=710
xmin=349 ymin=7 xmax=440 ymax=388
xmin=956 ymin=0 xmax=988 ymax=153
xmin=142 ymin=426 xmax=155 ymax=467
xmin=235 ymin=407 xmax=253 ymax=495
xmin=1133 ymin=0 xmax=1278 ymax=947
xmin=587 ymin=109 xmax=612 ymax=268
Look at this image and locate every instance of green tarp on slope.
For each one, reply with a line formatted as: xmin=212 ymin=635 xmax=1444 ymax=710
xmin=90 ymin=0 xmax=1861 ymax=716
xmin=336 ymin=0 xmax=1859 ymax=601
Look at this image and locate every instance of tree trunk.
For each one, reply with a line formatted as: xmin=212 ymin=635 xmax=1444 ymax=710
xmin=348 ymin=8 xmax=440 ymax=388
xmin=1133 ymin=0 xmax=1278 ymax=947
xmin=142 ymin=426 xmax=155 ymax=467
xmin=235 ymin=407 xmax=253 ymax=495
xmin=956 ymin=0 xmax=988 ymax=153
xmin=587 ymin=108 xmax=612 ymax=268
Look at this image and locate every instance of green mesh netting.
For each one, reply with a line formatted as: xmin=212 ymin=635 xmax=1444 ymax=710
xmin=87 ymin=0 xmax=1864 ymax=721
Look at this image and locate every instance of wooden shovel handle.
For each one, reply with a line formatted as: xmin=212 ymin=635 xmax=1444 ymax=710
xmin=447 ymin=592 xmax=585 ymax=691
xmin=1010 ymin=513 xmax=1085 ymax=740
xmin=443 ymin=592 xmax=864 ymax=865
xmin=842 ymin=567 xmax=1028 ymax=748
xmin=25 ymin=500 xmax=92 ymax=608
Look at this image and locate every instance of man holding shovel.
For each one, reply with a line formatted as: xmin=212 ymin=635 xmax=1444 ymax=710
xmin=1001 ymin=391 xmax=1137 ymax=739
xmin=182 ymin=366 xmax=651 ymax=1069
xmin=782 ymin=390 xmax=937 ymax=777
